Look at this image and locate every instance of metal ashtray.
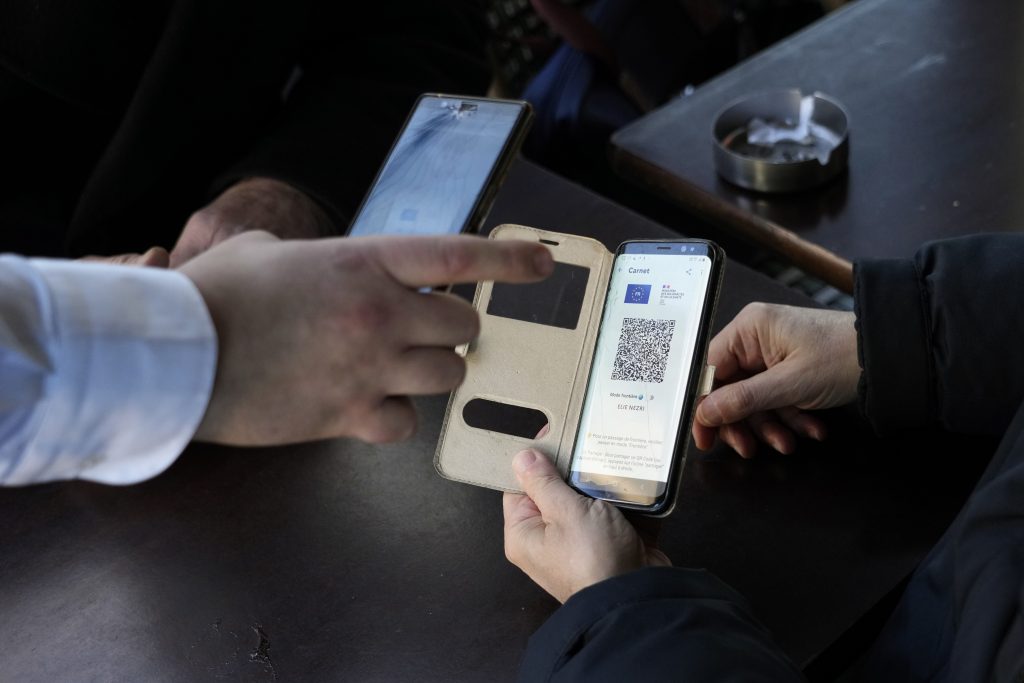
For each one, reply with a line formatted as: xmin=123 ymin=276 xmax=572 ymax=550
xmin=712 ymin=89 xmax=849 ymax=193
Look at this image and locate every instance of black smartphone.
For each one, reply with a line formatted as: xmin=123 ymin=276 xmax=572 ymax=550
xmin=568 ymin=240 xmax=725 ymax=514
xmin=346 ymin=94 xmax=533 ymax=237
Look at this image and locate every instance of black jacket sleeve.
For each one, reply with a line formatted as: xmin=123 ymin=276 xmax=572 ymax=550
xmin=213 ymin=0 xmax=490 ymax=229
xmin=855 ymin=233 xmax=1024 ymax=437
xmin=517 ymin=567 xmax=803 ymax=682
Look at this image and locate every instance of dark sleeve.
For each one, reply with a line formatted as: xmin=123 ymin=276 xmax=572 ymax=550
xmin=854 ymin=233 xmax=1024 ymax=437
xmin=518 ymin=567 xmax=804 ymax=683
xmin=213 ymin=0 xmax=490 ymax=229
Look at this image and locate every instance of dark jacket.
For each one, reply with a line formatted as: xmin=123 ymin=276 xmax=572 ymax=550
xmin=0 ymin=0 xmax=488 ymax=256
xmin=519 ymin=234 xmax=1024 ymax=682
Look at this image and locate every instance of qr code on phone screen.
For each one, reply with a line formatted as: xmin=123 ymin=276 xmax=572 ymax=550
xmin=610 ymin=317 xmax=676 ymax=383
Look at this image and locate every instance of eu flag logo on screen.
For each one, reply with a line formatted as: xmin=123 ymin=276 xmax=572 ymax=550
xmin=625 ymin=284 xmax=651 ymax=304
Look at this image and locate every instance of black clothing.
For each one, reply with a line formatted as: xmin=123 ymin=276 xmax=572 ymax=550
xmin=519 ymin=234 xmax=1024 ymax=682
xmin=520 ymin=567 xmax=804 ymax=681
xmin=856 ymin=236 xmax=1024 ymax=437
xmin=0 ymin=0 xmax=489 ymax=256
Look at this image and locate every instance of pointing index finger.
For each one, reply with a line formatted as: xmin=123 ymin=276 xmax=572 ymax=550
xmin=364 ymin=235 xmax=555 ymax=288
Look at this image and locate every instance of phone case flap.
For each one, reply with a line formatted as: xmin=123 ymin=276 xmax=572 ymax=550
xmin=434 ymin=225 xmax=614 ymax=492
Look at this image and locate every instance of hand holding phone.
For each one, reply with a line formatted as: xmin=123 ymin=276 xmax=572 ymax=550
xmin=503 ymin=447 xmax=672 ymax=604
xmin=434 ymin=229 xmax=723 ymax=516
xmin=347 ymin=94 xmax=533 ymax=237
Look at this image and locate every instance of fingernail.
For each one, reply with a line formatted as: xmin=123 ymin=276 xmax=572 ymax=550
xmin=513 ymin=449 xmax=538 ymax=475
xmin=698 ymin=398 xmax=721 ymax=425
xmin=533 ymin=249 xmax=554 ymax=276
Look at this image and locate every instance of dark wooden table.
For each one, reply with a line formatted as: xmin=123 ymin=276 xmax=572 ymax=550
xmin=611 ymin=0 xmax=1024 ymax=292
xmin=0 ymin=160 xmax=984 ymax=682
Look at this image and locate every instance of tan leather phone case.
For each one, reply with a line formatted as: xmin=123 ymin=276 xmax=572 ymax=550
xmin=434 ymin=224 xmax=714 ymax=504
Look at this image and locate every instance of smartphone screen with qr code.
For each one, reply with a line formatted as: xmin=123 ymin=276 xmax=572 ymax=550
xmin=569 ymin=240 xmax=724 ymax=513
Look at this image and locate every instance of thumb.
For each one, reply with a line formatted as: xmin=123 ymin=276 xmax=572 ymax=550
xmin=512 ymin=449 xmax=581 ymax=519
xmin=697 ymin=363 xmax=804 ymax=426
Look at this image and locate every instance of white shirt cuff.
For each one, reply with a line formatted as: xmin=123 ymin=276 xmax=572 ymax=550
xmin=5 ymin=258 xmax=217 ymax=485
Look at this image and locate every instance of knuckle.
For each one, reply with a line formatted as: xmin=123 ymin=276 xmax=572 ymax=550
xmin=358 ymin=426 xmax=389 ymax=444
xmin=589 ymin=498 xmax=612 ymax=520
xmin=440 ymin=242 xmax=477 ymax=280
xmin=759 ymin=302 xmax=785 ymax=324
xmin=184 ymin=207 xmax=218 ymax=232
xmin=331 ymin=371 xmax=369 ymax=403
xmin=729 ymin=382 xmax=758 ymax=415
xmin=361 ymin=415 xmax=414 ymax=444
xmin=533 ymin=475 xmax=563 ymax=505
xmin=239 ymin=229 xmax=275 ymax=242
xmin=743 ymin=301 xmax=770 ymax=322
xmin=331 ymin=244 xmax=374 ymax=278
xmin=336 ymin=299 xmax=392 ymax=336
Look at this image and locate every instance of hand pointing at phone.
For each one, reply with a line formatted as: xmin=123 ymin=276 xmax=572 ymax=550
xmin=183 ymin=231 xmax=554 ymax=446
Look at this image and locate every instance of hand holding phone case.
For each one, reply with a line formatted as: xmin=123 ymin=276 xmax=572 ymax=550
xmin=434 ymin=225 xmax=717 ymax=512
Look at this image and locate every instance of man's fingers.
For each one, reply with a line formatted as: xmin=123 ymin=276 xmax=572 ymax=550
xmin=385 ymin=348 xmax=467 ymax=395
xmin=172 ymin=228 xmax=280 ymax=267
xmin=746 ymin=412 xmax=796 ymax=455
xmin=692 ymin=397 xmax=717 ymax=450
xmin=692 ymin=420 xmax=717 ymax=450
xmin=502 ymin=490 xmax=546 ymax=567
xmin=217 ymin=229 xmax=279 ymax=246
xmin=719 ymin=422 xmax=758 ymax=459
xmin=707 ymin=302 xmax=783 ymax=382
xmin=82 ymin=247 xmax=170 ymax=268
xmin=503 ymin=491 xmax=541 ymax=529
xmin=697 ymin=364 xmax=802 ymax=427
xmin=706 ymin=321 xmax=745 ymax=382
xmin=702 ymin=409 xmax=823 ymax=459
xmin=169 ymin=245 xmax=199 ymax=269
xmin=776 ymin=407 xmax=828 ymax=442
xmin=512 ymin=449 xmax=580 ymax=518
xmin=349 ymin=396 xmax=417 ymax=443
xmin=402 ymin=292 xmax=481 ymax=347
xmin=169 ymin=227 xmax=208 ymax=268
xmin=366 ymin=236 xmax=555 ymax=288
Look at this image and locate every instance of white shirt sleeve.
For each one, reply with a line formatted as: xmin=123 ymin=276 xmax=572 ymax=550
xmin=0 ymin=255 xmax=217 ymax=485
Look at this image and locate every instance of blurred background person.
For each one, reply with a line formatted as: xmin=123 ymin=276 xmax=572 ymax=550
xmin=0 ymin=0 xmax=489 ymax=262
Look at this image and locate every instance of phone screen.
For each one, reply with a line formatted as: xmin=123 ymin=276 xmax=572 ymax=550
xmin=569 ymin=242 xmax=716 ymax=509
xmin=348 ymin=96 xmax=527 ymax=237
